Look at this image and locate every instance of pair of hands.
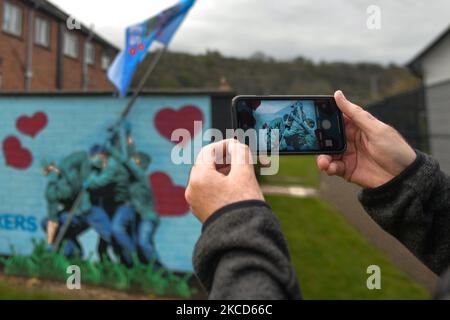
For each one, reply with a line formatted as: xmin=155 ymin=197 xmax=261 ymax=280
xmin=186 ymin=91 xmax=417 ymax=223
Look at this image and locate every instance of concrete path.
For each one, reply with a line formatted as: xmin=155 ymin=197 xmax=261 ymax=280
xmin=261 ymin=185 xmax=317 ymax=198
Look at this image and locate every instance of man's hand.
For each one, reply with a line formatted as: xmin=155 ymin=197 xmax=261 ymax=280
xmin=317 ymin=90 xmax=417 ymax=189
xmin=185 ymin=139 xmax=264 ymax=223
xmin=47 ymin=220 xmax=59 ymax=245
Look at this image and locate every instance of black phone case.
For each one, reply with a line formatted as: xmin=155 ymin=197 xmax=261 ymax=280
xmin=231 ymin=95 xmax=347 ymax=155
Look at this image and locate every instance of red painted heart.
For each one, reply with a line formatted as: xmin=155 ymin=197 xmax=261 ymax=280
xmin=154 ymin=105 xmax=204 ymax=145
xmin=149 ymin=172 xmax=189 ymax=216
xmin=2 ymin=136 xmax=33 ymax=170
xmin=16 ymin=111 xmax=48 ymax=138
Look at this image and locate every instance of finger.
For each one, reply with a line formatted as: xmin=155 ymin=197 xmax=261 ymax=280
xmin=226 ymin=139 xmax=255 ymax=176
xmin=334 ymin=90 xmax=380 ymax=133
xmin=325 ymin=160 xmax=346 ymax=177
xmin=258 ymin=155 xmax=272 ymax=168
xmin=194 ymin=144 xmax=216 ymax=169
xmin=194 ymin=139 xmax=227 ymax=170
xmin=317 ymin=155 xmax=332 ymax=171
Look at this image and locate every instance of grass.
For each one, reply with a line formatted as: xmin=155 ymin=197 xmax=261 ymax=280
xmin=267 ymin=195 xmax=429 ymax=299
xmin=258 ymin=155 xmax=319 ymax=187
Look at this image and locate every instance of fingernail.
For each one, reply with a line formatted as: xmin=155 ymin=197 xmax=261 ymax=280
xmin=338 ymin=90 xmax=346 ymax=101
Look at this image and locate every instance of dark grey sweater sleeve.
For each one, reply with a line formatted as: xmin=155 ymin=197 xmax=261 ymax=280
xmin=359 ymin=151 xmax=450 ymax=275
xmin=193 ymin=200 xmax=302 ymax=300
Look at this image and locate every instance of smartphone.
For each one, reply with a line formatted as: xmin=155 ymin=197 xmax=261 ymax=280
xmin=231 ymin=95 xmax=346 ymax=155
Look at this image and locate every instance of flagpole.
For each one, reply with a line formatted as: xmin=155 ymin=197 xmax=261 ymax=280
xmin=53 ymin=46 xmax=168 ymax=253
xmin=52 ymin=189 xmax=86 ymax=252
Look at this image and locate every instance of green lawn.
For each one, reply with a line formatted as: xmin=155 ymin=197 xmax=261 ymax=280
xmin=267 ymin=195 xmax=429 ymax=299
xmin=259 ymin=156 xmax=319 ymax=187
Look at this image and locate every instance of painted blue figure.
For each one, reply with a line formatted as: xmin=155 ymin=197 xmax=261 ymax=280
xmin=85 ymin=143 xmax=136 ymax=267
xmin=128 ymin=151 xmax=161 ymax=267
xmin=41 ymin=206 xmax=112 ymax=257
xmin=41 ymin=152 xmax=112 ymax=258
xmin=111 ymin=203 xmax=136 ymax=266
xmin=107 ymin=124 xmax=162 ymax=267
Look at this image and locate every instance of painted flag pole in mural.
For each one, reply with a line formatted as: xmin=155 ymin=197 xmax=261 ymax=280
xmin=53 ymin=0 xmax=196 ymax=252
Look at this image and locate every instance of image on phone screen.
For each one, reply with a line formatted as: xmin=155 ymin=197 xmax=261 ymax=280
xmin=234 ymin=97 xmax=346 ymax=154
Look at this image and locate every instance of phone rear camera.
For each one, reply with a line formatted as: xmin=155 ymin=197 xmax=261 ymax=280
xmin=321 ymin=119 xmax=332 ymax=130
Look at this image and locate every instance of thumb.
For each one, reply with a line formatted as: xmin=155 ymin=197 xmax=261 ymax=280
xmin=334 ymin=90 xmax=379 ymax=134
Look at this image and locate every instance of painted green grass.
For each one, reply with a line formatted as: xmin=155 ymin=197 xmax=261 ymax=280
xmin=267 ymin=195 xmax=429 ymax=300
xmin=258 ymin=156 xmax=319 ymax=187
xmin=0 ymin=240 xmax=195 ymax=299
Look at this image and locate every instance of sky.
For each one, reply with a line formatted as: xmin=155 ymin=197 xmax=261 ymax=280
xmin=48 ymin=0 xmax=450 ymax=65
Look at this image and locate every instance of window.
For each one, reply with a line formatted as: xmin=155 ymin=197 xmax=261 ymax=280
xmin=85 ymin=42 xmax=95 ymax=65
xmin=63 ymin=31 xmax=79 ymax=58
xmin=35 ymin=17 xmax=50 ymax=47
xmin=2 ymin=2 xmax=22 ymax=37
xmin=101 ymin=53 xmax=111 ymax=70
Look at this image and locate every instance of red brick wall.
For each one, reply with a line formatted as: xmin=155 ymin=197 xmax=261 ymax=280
xmin=88 ymin=42 xmax=115 ymax=91
xmin=31 ymin=12 xmax=57 ymax=90
xmin=62 ymin=31 xmax=83 ymax=90
xmin=0 ymin=0 xmax=28 ymax=90
xmin=0 ymin=0 xmax=115 ymax=92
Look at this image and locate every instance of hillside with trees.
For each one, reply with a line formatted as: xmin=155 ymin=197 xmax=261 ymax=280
xmin=133 ymin=50 xmax=421 ymax=105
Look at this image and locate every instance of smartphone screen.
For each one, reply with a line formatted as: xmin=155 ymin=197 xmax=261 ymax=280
xmin=232 ymin=96 xmax=346 ymax=155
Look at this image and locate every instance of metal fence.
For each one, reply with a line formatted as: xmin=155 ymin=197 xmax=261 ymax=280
xmin=367 ymin=87 xmax=429 ymax=153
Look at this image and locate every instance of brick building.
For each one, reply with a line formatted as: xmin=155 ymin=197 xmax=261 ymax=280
xmin=0 ymin=0 xmax=119 ymax=92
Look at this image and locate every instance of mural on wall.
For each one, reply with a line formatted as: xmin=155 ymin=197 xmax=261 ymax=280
xmin=0 ymin=95 xmax=210 ymax=297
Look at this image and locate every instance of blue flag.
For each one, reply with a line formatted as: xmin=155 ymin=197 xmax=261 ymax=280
xmin=108 ymin=0 xmax=196 ymax=97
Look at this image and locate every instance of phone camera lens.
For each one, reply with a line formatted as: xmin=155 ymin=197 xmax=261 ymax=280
xmin=321 ymin=120 xmax=332 ymax=130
